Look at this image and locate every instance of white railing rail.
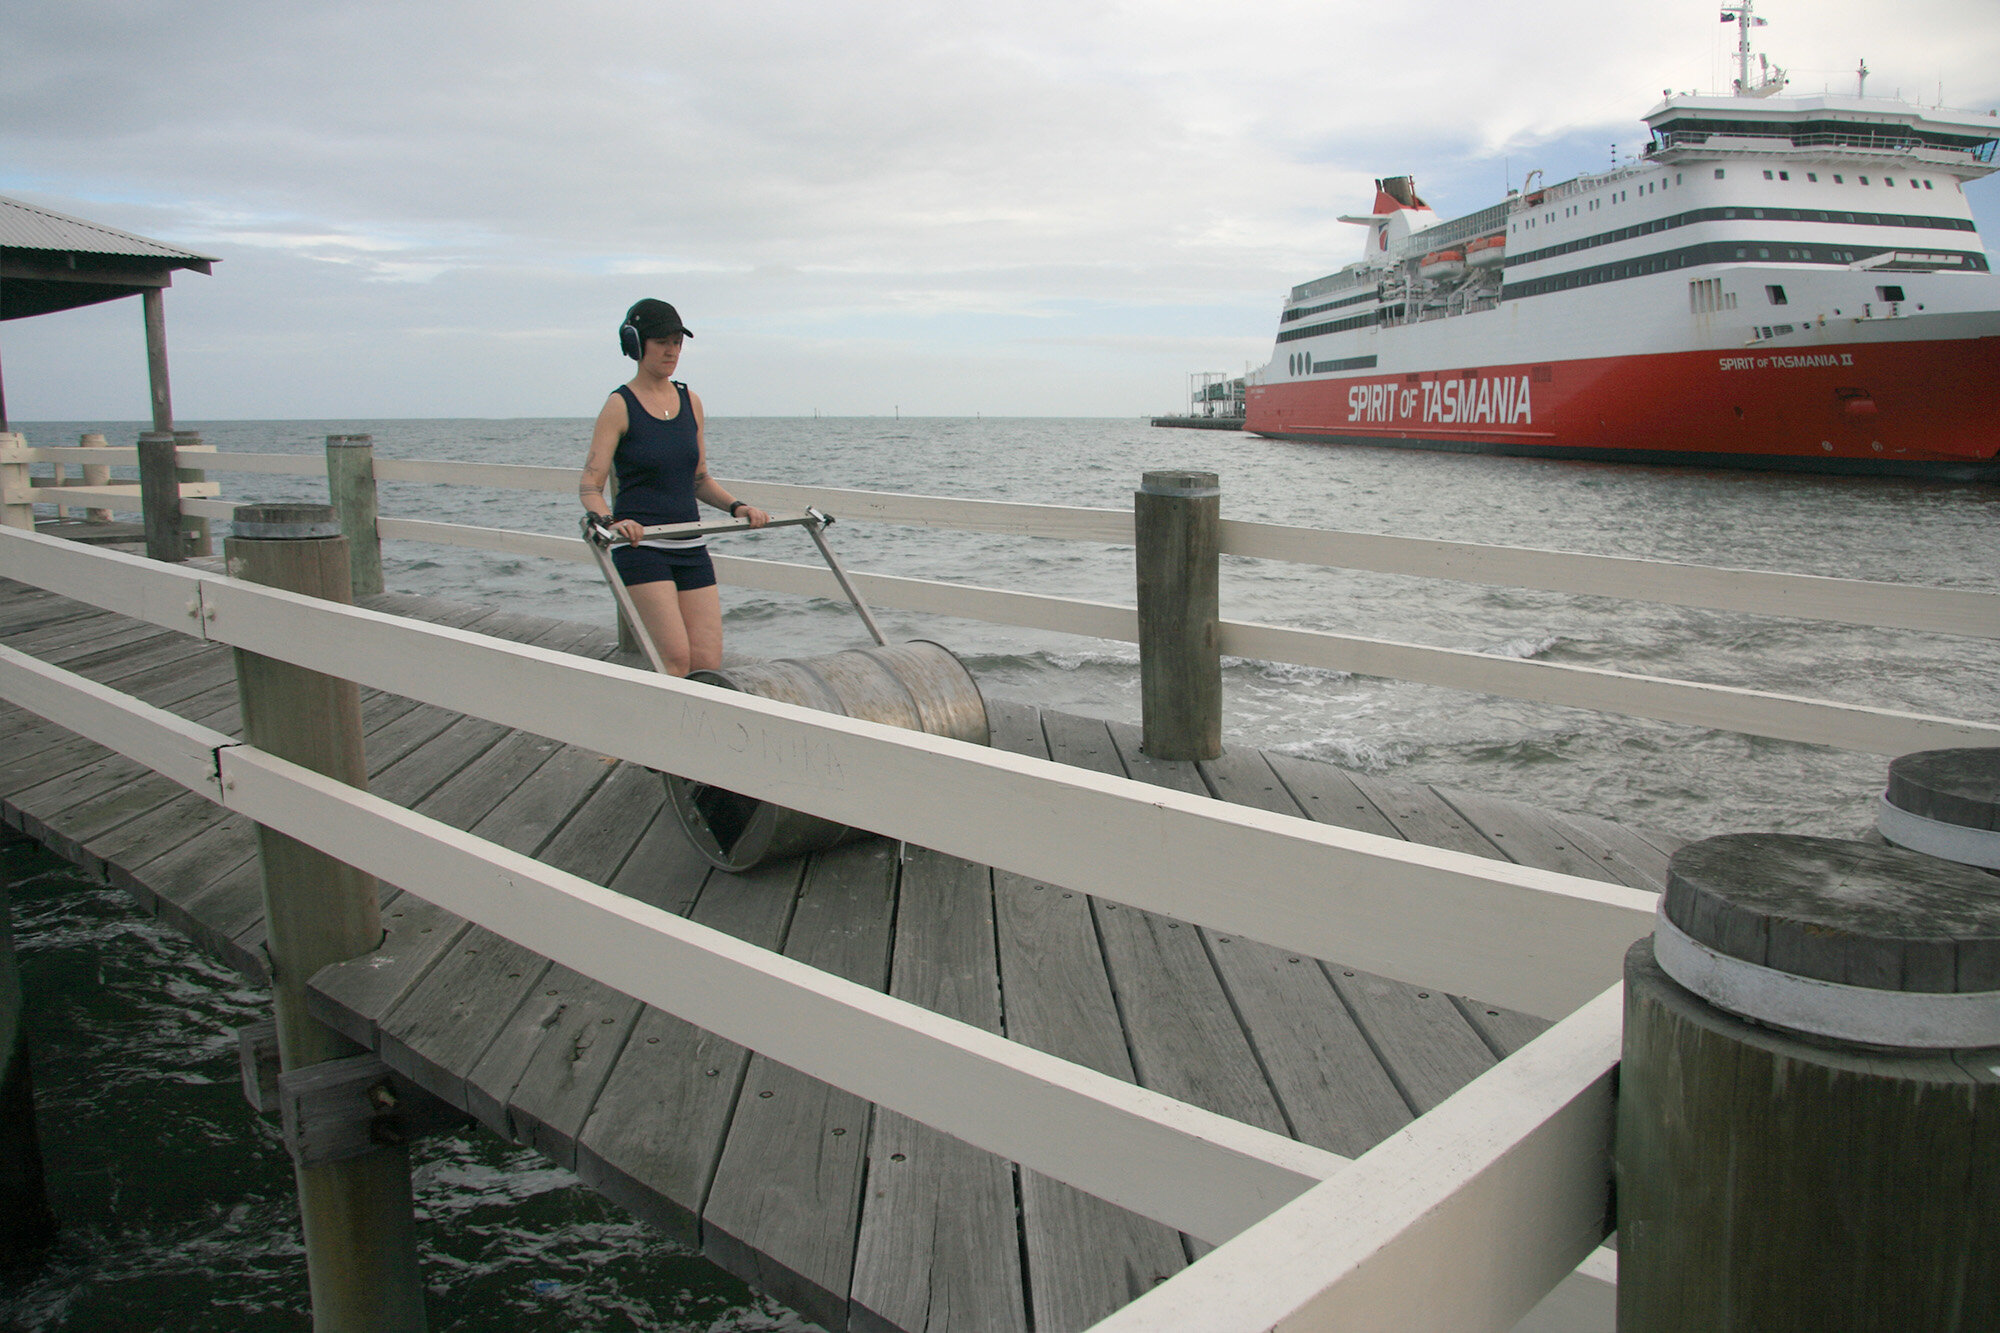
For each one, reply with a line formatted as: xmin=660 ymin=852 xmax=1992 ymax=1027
xmin=12 ymin=442 xmax=1996 ymax=637
xmin=0 ymin=525 xmax=1654 ymax=1020
xmin=12 ymin=444 xmax=1997 ymax=758
xmin=0 ymin=524 xmax=1623 ymax=1327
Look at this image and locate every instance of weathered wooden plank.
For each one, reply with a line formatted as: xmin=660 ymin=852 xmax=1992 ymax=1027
xmin=1104 ymin=717 xmax=1207 ymax=796
xmin=1204 ymin=933 xmax=1412 ymax=1157
xmin=850 ymin=845 xmax=1028 ymax=1333
xmin=374 ymin=927 xmax=552 ymax=1110
xmin=1452 ymin=995 xmax=1554 ymax=1058
xmin=1048 ymin=718 xmax=1288 ymax=1139
xmin=1342 ymin=769 xmax=1507 ymax=858
xmin=367 ymin=715 xmax=511 ymax=811
xmin=1262 ymin=753 xmax=1403 ymax=839
xmin=537 ymin=760 xmax=670 ymax=885
xmin=1040 ymin=708 xmax=1124 ymax=774
xmin=466 ymin=740 xmax=617 ymax=857
xmin=1096 ymin=899 xmax=1291 ymax=1132
xmin=1549 ymin=808 xmax=1681 ymax=891
xmin=461 ymin=962 xmax=601 ymax=1135
xmin=1434 ymin=786 xmax=1626 ymax=885
xmin=572 ymin=856 xmax=799 ymax=1245
xmin=703 ymin=838 xmax=900 ymax=1333
xmin=997 ymin=868 xmax=1191 ymax=1326
xmin=603 ymin=803 xmax=714 ymax=916
xmin=411 ymin=728 xmax=566 ymax=833
xmin=307 ymin=893 xmax=472 ymax=1049
xmin=504 ymin=976 xmax=642 ymax=1170
xmin=1181 ymin=748 xmax=1418 ymax=1158
xmin=988 ymin=710 xmax=1187 ymax=1331
xmin=118 ymin=815 xmax=260 ymax=933
xmin=1323 ymin=962 xmax=1493 ymax=1116
xmin=163 ymin=856 xmax=272 ymax=981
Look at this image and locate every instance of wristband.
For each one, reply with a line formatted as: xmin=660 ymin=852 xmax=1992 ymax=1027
xmin=728 ymin=500 xmax=746 ymax=517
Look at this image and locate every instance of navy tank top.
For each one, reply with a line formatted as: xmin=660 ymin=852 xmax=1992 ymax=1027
xmin=610 ymin=382 xmax=701 ymax=530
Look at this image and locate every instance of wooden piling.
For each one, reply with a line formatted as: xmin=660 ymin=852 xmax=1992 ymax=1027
xmin=1617 ymin=832 xmax=2000 ymax=1331
xmin=227 ymin=503 xmax=428 ymax=1332
xmin=142 ymin=288 xmax=173 ymax=435
xmin=1135 ymin=470 xmax=1221 ymax=761
xmin=0 ymin=433 xmax=29 ymax=532
xmin=174 ymin=430 xmax=211 ymax=558
xmin=324 ymin=436 xmax=384 ymax=597
xmin=79 ymin=432 xmax=112 ymax=522
xmin=0 ymin=831 xmax=57 ymax=1254
xmin=137 ymin=432 xmax=184 ymax=561
xmin=1878 ymin=746 xmax=2000 ymax=871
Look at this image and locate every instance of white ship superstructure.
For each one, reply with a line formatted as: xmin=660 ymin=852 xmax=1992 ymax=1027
xmin=1247 ymin=4 xmax=2000 ymax=478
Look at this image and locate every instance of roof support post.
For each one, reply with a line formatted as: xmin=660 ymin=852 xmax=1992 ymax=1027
xmin=142 ymin=287 xmax=172 ymax=434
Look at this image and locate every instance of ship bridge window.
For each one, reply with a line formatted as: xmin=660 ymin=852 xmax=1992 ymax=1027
xmin=1834 ymin=174 xmax=1844 ymax=183
xmin=1885 ymin=177 xmax=1896 ymax=186
xmin=1766 ymin=284 xmax=1788 ymax=305
xmin=1779 ymin=171 xmax=1790 ymax=181
xmin=1807 ymin=172 xmax=1819 ymax=182
xmin=1859 ymin=176 xmax=1870 ymax=185
xmin=1924 ymin=179 xmax=1934 ymax=188
xmin=1714 ymin=168 xmax=1726 ymax=179
xmin=1763 ymin=170 xmax=1774 ymax=180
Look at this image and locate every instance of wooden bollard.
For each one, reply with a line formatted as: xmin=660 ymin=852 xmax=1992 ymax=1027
xmin=1878 ymin=747 xmax=2000 ymax=872
xmin=173 ymin=429 xmax=211 ymax=557
xmin=227 ymin=503 xmax=428 ymax=1332
xmin=1135 ymin=469 xmax=1221 ymax=761
xmin=1617 ymin=833 xmax=2000 ymax=1330
xmin=0 ymin=433 xmax=30 ymax=532
xmin=137 ymin=431 xmax=184 ymax=561
xmin=79 ymin=432 xmax=112 ymax=522
xmin=324 ymin=436 xmax=384 ymax=597
xmin=0 ymin=831 xmax=58 ymax=1254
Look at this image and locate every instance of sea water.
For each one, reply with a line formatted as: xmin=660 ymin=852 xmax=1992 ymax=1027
xmin=4 ymin=416 xmax=1996 ymax=1329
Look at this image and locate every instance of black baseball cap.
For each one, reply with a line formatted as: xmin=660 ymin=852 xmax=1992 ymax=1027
xmin=624 ymin=298 xmax=693 ymax=341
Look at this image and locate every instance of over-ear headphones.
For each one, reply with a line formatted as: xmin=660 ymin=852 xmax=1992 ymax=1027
xmin=619 ymin=320 xmax=642 ymax=360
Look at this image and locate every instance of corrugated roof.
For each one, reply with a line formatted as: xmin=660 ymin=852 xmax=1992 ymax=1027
xmin=0 ymin=194 xmax=216 ymax=264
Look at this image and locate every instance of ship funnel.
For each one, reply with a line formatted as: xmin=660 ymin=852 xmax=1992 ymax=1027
xmin=1374 ymin=176 xmax=1429 ymax=211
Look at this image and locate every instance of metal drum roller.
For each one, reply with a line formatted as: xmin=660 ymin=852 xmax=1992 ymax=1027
xmin=667 ymin=641 xmax=990 ymax=871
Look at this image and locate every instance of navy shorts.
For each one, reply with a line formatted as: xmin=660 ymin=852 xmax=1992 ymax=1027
xmin=612 ymin=544 xmax=717 ymax=591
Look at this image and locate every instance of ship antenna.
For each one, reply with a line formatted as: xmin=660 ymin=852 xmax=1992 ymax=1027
xmin=1856 ymin=57 xmax=1869 ymax=97
xmin=1720 ymin=0 xmax=1785 ymax=96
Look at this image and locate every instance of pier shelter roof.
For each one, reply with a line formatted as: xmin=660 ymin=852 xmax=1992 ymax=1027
xmin=0 ymin=194 xmax=217 ymax=434
xmin=0 ymin=194 xmax=214 ymax=320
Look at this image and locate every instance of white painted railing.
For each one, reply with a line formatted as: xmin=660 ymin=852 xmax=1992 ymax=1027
xmin=0 ymin=524 xmax=1621 ymax=1329
xmin=12 ymin=443 xmax=1998 ymax=756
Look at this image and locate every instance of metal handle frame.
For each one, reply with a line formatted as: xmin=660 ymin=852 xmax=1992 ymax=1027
xmin=585 ymin=507 xmax=887 ymax=673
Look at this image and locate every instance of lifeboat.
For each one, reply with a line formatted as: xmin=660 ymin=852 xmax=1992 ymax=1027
xmin=1466 ymin=234 xmax=1506 ymax=268
xmin=1419 ymin=249 xmax=1466 ymax=281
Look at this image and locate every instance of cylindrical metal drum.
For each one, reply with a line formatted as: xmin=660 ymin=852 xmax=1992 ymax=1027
xmin=666 ymin=641 xmax=989 ymax=871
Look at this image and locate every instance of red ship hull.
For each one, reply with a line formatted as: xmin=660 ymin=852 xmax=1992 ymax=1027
xmin=1246 ymin=336 xmax=2000 ymax=479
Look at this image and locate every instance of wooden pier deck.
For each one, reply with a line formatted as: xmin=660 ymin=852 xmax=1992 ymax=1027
xmin=0 ymin=573 xmax=1676 ymax=1331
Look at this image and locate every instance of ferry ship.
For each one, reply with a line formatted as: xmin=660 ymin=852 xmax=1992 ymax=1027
xmin=1245 ymin=3 xmax=2000 ymax=479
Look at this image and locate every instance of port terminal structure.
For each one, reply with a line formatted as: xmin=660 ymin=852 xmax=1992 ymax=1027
xmin=1151 ymin=370 xmax=1247 ymax=430
xmin=4 ymin=438 xmax=1998 ymax=1330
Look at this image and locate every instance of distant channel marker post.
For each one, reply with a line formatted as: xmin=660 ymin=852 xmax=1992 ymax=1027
xmin=227 ymin=504 xmax=428 ymax=1332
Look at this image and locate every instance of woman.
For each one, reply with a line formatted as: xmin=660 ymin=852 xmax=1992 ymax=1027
xmin=579 ymin=299 xmax=768 ymax=675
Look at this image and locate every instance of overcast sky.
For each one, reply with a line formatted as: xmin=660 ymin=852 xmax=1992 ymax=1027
xmin=4 ymin=0 xmax=1997 ymax=420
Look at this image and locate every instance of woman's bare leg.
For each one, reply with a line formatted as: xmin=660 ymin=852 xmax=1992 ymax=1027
xmin=626 ymin=579 xmax=693 ymax=675
xmin=679 ymin=584 xmax=723 ymax=673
